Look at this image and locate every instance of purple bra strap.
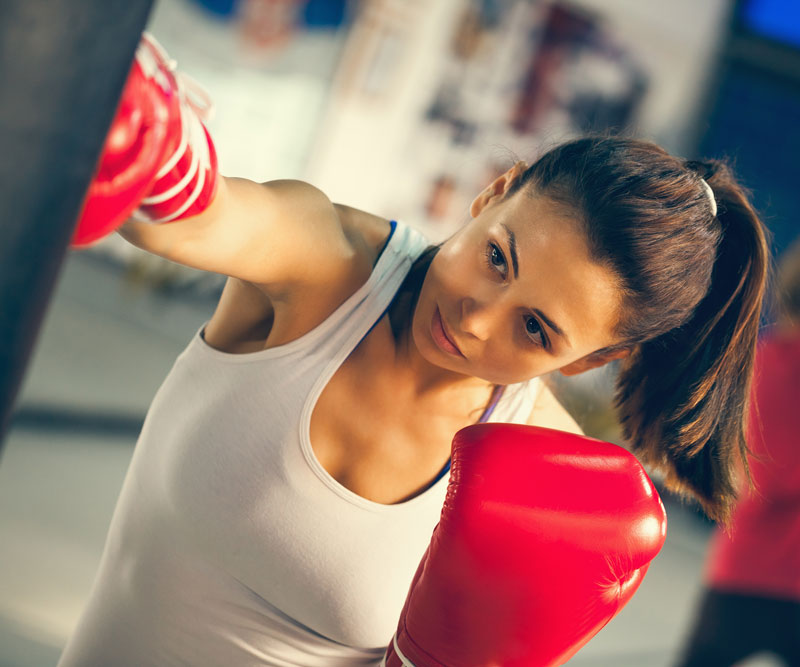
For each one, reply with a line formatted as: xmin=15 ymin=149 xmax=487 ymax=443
xmin=478 ymin=384 xmax=506 ymax=423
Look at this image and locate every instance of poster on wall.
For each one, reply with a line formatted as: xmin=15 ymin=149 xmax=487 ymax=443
xmin=406 ymin=0 xmax=648 ymax=235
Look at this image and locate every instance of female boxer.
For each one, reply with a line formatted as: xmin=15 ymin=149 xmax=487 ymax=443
xmin=58 ymin=36 xmax=768 ymax=666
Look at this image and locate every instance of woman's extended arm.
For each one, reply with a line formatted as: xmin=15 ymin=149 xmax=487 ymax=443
xmin=76 ymin=34 xmax=354 ymax=294
xmin=117 ymin=176 xmax=355 ymax=292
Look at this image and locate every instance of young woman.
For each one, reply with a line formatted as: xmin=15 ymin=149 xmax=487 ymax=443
xmin=59 ymin=38 xmax=769 ymax=667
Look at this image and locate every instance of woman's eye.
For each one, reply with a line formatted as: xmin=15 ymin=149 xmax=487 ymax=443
xmin=485 ymin=243 xmax=507 ymax=274
xmin=525 ymin=316 xmax=546 ymax=347
xmin=490 ymin=245 xmax=504 ymax=266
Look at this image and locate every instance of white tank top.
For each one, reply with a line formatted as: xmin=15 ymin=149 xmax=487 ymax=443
xmin=57 ymin=220 xmax=540 ymax=667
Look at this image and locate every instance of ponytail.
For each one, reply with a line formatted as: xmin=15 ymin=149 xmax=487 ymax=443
xmin=614 ymin=160 xmax=770 ymax=523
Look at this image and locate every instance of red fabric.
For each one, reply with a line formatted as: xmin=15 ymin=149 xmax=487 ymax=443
xmin=706 ymin=331 xmax=800 ymax=599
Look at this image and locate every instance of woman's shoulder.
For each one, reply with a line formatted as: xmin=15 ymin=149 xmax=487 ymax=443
xmin=203 ymin=201 xmax=394 ymax=353
xmin=260 ymin=204 xmax=395 ymax=345
xmin=252 ymin=199 xmax=393 ymax=304
xmin=334 ymin=203 xmax=395 ymax=268
xmin=296 ymin=203 xmax=394 ymax=307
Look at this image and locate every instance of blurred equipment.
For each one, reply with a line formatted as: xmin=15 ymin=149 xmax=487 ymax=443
xmin=0 ymin=0 xmax=154 ymax=449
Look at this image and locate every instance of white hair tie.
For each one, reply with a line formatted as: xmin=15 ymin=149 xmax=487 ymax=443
xmin=700 ymin=179 xmax=717 ymax=217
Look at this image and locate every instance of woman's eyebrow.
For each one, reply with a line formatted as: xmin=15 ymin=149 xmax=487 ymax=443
xmin=501 ymin=223 xmax=519 ymax=278
xmin=533 ymin=308 xmax=572 ymax=348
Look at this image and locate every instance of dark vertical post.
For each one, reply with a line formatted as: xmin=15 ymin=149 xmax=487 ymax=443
xmin=0 ymin=0 xmax=155 ymax=450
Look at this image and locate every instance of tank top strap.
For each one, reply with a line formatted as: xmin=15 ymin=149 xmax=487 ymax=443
xmin=293 ymin=220 xmax=430 ymax=360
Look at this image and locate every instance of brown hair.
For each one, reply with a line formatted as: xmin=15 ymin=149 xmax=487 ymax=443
xmin=508 ymin=136 xmax=770 ymax=523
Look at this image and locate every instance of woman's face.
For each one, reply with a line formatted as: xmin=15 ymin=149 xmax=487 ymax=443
xmin=411 ymin=177 xmax=625 ymax=386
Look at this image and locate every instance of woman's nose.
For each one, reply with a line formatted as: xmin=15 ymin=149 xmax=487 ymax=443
xmin=459 ymin=297 xmax=497 ymax=341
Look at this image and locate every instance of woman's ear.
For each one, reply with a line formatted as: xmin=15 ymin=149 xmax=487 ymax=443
xmin=508 ymin=160 xmax=528 ymax=183
xmin=469 ymin=161 xmax=528 ymax=218
xmin=558 ymin=347 xmax=631 ymax=377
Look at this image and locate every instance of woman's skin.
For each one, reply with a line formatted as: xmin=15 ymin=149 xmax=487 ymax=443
xmin=118 ymin=164 xmax=629 ymax=504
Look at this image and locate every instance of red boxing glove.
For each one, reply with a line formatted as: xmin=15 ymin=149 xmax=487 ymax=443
xmin=130 ymin=35 xmax=218 ymax=225
xmin=72 ymin=33 xmax=218 ymax=247
xmin=383 ymin=424 xmax=667 ymax=667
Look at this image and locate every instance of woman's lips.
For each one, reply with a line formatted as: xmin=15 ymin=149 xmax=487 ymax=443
xmin=431 ymin=307 xmax=463 ymax=357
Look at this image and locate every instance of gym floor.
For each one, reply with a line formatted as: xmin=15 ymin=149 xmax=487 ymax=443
xmin=0 ymin=249 xmax=782 ymax=667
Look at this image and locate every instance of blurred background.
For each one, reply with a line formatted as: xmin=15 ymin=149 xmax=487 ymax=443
xmin=2 ymin=0 xmax=798 ymax=664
